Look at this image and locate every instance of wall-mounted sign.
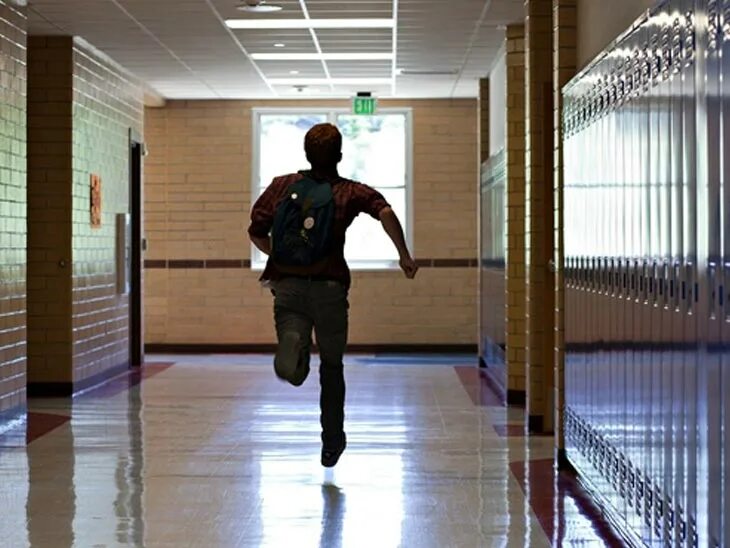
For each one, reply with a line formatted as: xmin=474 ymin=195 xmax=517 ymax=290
xmin=352 ymin=96 xmax=377 ymax=115
xmin=90 ymin=174 xmax=102 ymax=228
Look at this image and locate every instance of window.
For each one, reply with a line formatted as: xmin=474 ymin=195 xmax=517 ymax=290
xmin=252 ymin=108 xmax=412 ymax=269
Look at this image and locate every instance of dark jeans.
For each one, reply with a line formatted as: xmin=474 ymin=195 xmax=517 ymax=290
xmin=272 ymin=278 xmax=349 ymax=448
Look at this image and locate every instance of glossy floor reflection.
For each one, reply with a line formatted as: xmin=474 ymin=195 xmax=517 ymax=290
xmin=0 ymin=355 xmax=624 ymax=547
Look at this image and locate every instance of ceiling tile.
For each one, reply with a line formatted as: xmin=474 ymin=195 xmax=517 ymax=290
xmin=27 ymin=0 xmax=525 ymax=99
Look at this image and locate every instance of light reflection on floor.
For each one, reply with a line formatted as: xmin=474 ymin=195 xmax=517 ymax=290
xmin=0 ymin=355 xmax=624 ymax=547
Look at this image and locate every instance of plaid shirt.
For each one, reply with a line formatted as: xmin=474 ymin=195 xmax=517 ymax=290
xmin=248 ymin=171 xmax=390 ymax=287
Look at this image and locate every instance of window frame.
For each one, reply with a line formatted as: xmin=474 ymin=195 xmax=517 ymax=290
xmin=250 ymin=107 xmax=414 ymax=271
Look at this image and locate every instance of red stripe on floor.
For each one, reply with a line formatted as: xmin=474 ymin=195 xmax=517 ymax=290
xmin=510 ymin=458 xmax=626 ymax=547
xmin=26 ymin=412 xmax=71 ymax=444
xmin=453 ymin=366 xmax=504 ymax=407
xmin=77 ymin=362 xmax=175 ymax=399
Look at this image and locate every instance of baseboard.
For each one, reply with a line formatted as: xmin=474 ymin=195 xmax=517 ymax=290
xmin=145 ymin=343 xmax=478 ymax=354
xmin=507 ymin=389 xmax=526 ymax=407
xmin=28 ymin=362 xmax=130 ymax=398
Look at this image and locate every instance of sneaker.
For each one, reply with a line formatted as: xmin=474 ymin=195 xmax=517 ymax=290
xmin=321 ymin=435 xmax=347 ymax=468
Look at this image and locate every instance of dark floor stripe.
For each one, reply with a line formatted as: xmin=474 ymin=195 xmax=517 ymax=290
xmin=0 ymin=362 xmax=176 ymax=450
xmin=26 ymin=413 xmax=71 ymax=444
xmin=453 ymin=366 xmax=504 ymax=407
xmin=510 ymin=458 xmax=627 ymax=547
xmin=76 ymin=362 xmax=175 ymax=399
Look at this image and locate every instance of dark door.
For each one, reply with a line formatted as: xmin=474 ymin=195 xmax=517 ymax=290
xmin=130 ymin=133 xmax=144 ymax=366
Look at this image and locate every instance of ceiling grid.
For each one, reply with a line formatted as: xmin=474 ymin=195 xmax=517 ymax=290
xmin=27 ymin=0 xmax=524 ymax=100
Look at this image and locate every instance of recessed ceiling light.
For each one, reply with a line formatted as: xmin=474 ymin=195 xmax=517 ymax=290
xmin=225 ymin=18 xmax=394 ymax=29
xmin=289 ymin=70 xmax=300 ymax=75
xmin=274 ymin=43 xmax=286 ymax=48
xmin=237 ymin=1 xmax=283 ymax=13
xmin=269 ymin=77 xmax=392 ymax=85
xmin=252 ymin=53 xmax=394 ymax=61
xmin=397 ymin=68 xmax=459 ymax=76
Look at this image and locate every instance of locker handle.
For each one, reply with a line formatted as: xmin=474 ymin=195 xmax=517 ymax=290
xmin=709 ymin=262 xmax=718 ymax=313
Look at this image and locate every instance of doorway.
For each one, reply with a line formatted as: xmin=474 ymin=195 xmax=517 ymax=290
xmin=129 ymin=131 xmax=144 ymax=366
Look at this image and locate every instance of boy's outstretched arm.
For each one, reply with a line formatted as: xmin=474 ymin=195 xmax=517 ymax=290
xmin=379 ymin=206 xmax=418 ymax=279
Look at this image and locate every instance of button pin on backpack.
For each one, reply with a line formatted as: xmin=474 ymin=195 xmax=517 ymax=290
xmin=303 ymin=217 xmax=315 ymax=230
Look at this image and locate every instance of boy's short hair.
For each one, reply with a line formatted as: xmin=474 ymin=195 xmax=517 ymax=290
xmin=305 ymin=123 xmax=342 ymax=167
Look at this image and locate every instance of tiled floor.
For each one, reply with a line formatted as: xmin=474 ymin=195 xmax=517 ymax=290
xmin=0 ymin=355 xmax=625 ymax=547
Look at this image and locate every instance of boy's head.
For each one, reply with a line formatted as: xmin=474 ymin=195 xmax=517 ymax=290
xmin=304 ymin=123 xmax=342 ymax=169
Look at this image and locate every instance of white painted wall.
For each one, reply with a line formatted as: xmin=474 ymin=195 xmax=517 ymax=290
xmin=488 ymin=48 xmax=506 ymax=157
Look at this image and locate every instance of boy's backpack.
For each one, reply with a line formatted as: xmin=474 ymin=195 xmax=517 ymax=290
xmin=271 ymin=173 xmax=335 ymax=269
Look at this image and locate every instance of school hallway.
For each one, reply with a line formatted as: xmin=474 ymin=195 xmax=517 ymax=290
xmin=0 ymin=355 xmax=619 ymax=547
xmin=3 ymin=0 xmax=728 ymax=545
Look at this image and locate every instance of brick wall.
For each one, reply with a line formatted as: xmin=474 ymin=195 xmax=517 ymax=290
xmin=144 ymin=99 xmax=478 ymax=346
xmin=505 ymin=24 xmax=527 ymax=400
xmin=525 ymin=0 xmax=555 ymax=432
xmin=27 ymin=36 xmax=143 ymax=388
xmin=0 ymin=0 xmax=26 ymax=416
xmin=71 ymin=38 xmax=143 ymax=382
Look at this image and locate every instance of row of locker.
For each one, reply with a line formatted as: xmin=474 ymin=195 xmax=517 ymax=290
xmin=563 ymin=0 xmax=729 ymax=546
xmin=479 ymin=150 xmax=506 ymax=389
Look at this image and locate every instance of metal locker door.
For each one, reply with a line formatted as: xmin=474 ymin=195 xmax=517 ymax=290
xmin=657 ymin=10 xmax=675 ymax=543
xmin=620 ymin=38 xmax=640 ymax=535
xmin=668 ymin=3 xmax=688 ymax=543
xmin=599 ymin=61 xmax=612 ymax=509
xmin=679 ymin=2 xmax=699 ymax=543
xmin=652 ymin=15 xmax=671 ymax=545
xmin=622 ymin=28 xmax=639 ymax=531
xmin=602 ymin=59 xmax=614 ymax=512
xmin=611 ymin=52 xmax=628 ymax=525
xmin=720 ymin=3 xmax=730 ymax=546
xmin=576 ymin=107 xmax=586 ymax=472
xmin=697 ymin=0 xmax=723 ymax=544
xmin=584 ymin=96 xmax=603 ymax=488
xmin=648 ymin=18 xmax=664 ymax=542
xmin=625 ymin=27 xmax=644 ymax=537
xmin=641 ymin=23 xmax=656 ymax=544
xmin=564 ymin=92 xmax=575 ymax=462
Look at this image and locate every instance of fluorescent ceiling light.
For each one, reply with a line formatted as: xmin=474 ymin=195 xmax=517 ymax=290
xmin=274 ymin=43 xmax=286 ymax=47
xmin=269 ymin=78 xmax=392 ymax=85
xmin=225 ymin=18 xmax=394 ymax=29
xmin=251 ymin=53 xmax=394 ymax=61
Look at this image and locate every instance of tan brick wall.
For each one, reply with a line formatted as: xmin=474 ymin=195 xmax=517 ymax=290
xmin=144 ymin=99 xmax=478 ymax=345
xmin=525 ymin=0 xmax=555 ymax=431
xmin=71 ymin=39 xmax=144 ymax=382
xmin=27 ymin=36 xmax=143 ymax=386
xmin=27 ymin=36 xmax=73 ymax=385
xmin=0 ymin=0 xmax=27 ymax=415
xmin=505 ymin=24 xmax=527 ymax=395
xmin=553 ymin=0 xmax=577 ymax=453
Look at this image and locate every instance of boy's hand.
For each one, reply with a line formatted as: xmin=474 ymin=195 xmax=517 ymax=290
xmin=399 ymin=255 xmax=419 ymax=279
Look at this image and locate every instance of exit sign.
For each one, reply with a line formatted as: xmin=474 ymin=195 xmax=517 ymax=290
xmin=352 ymin=96 xmax=377 ymax=115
